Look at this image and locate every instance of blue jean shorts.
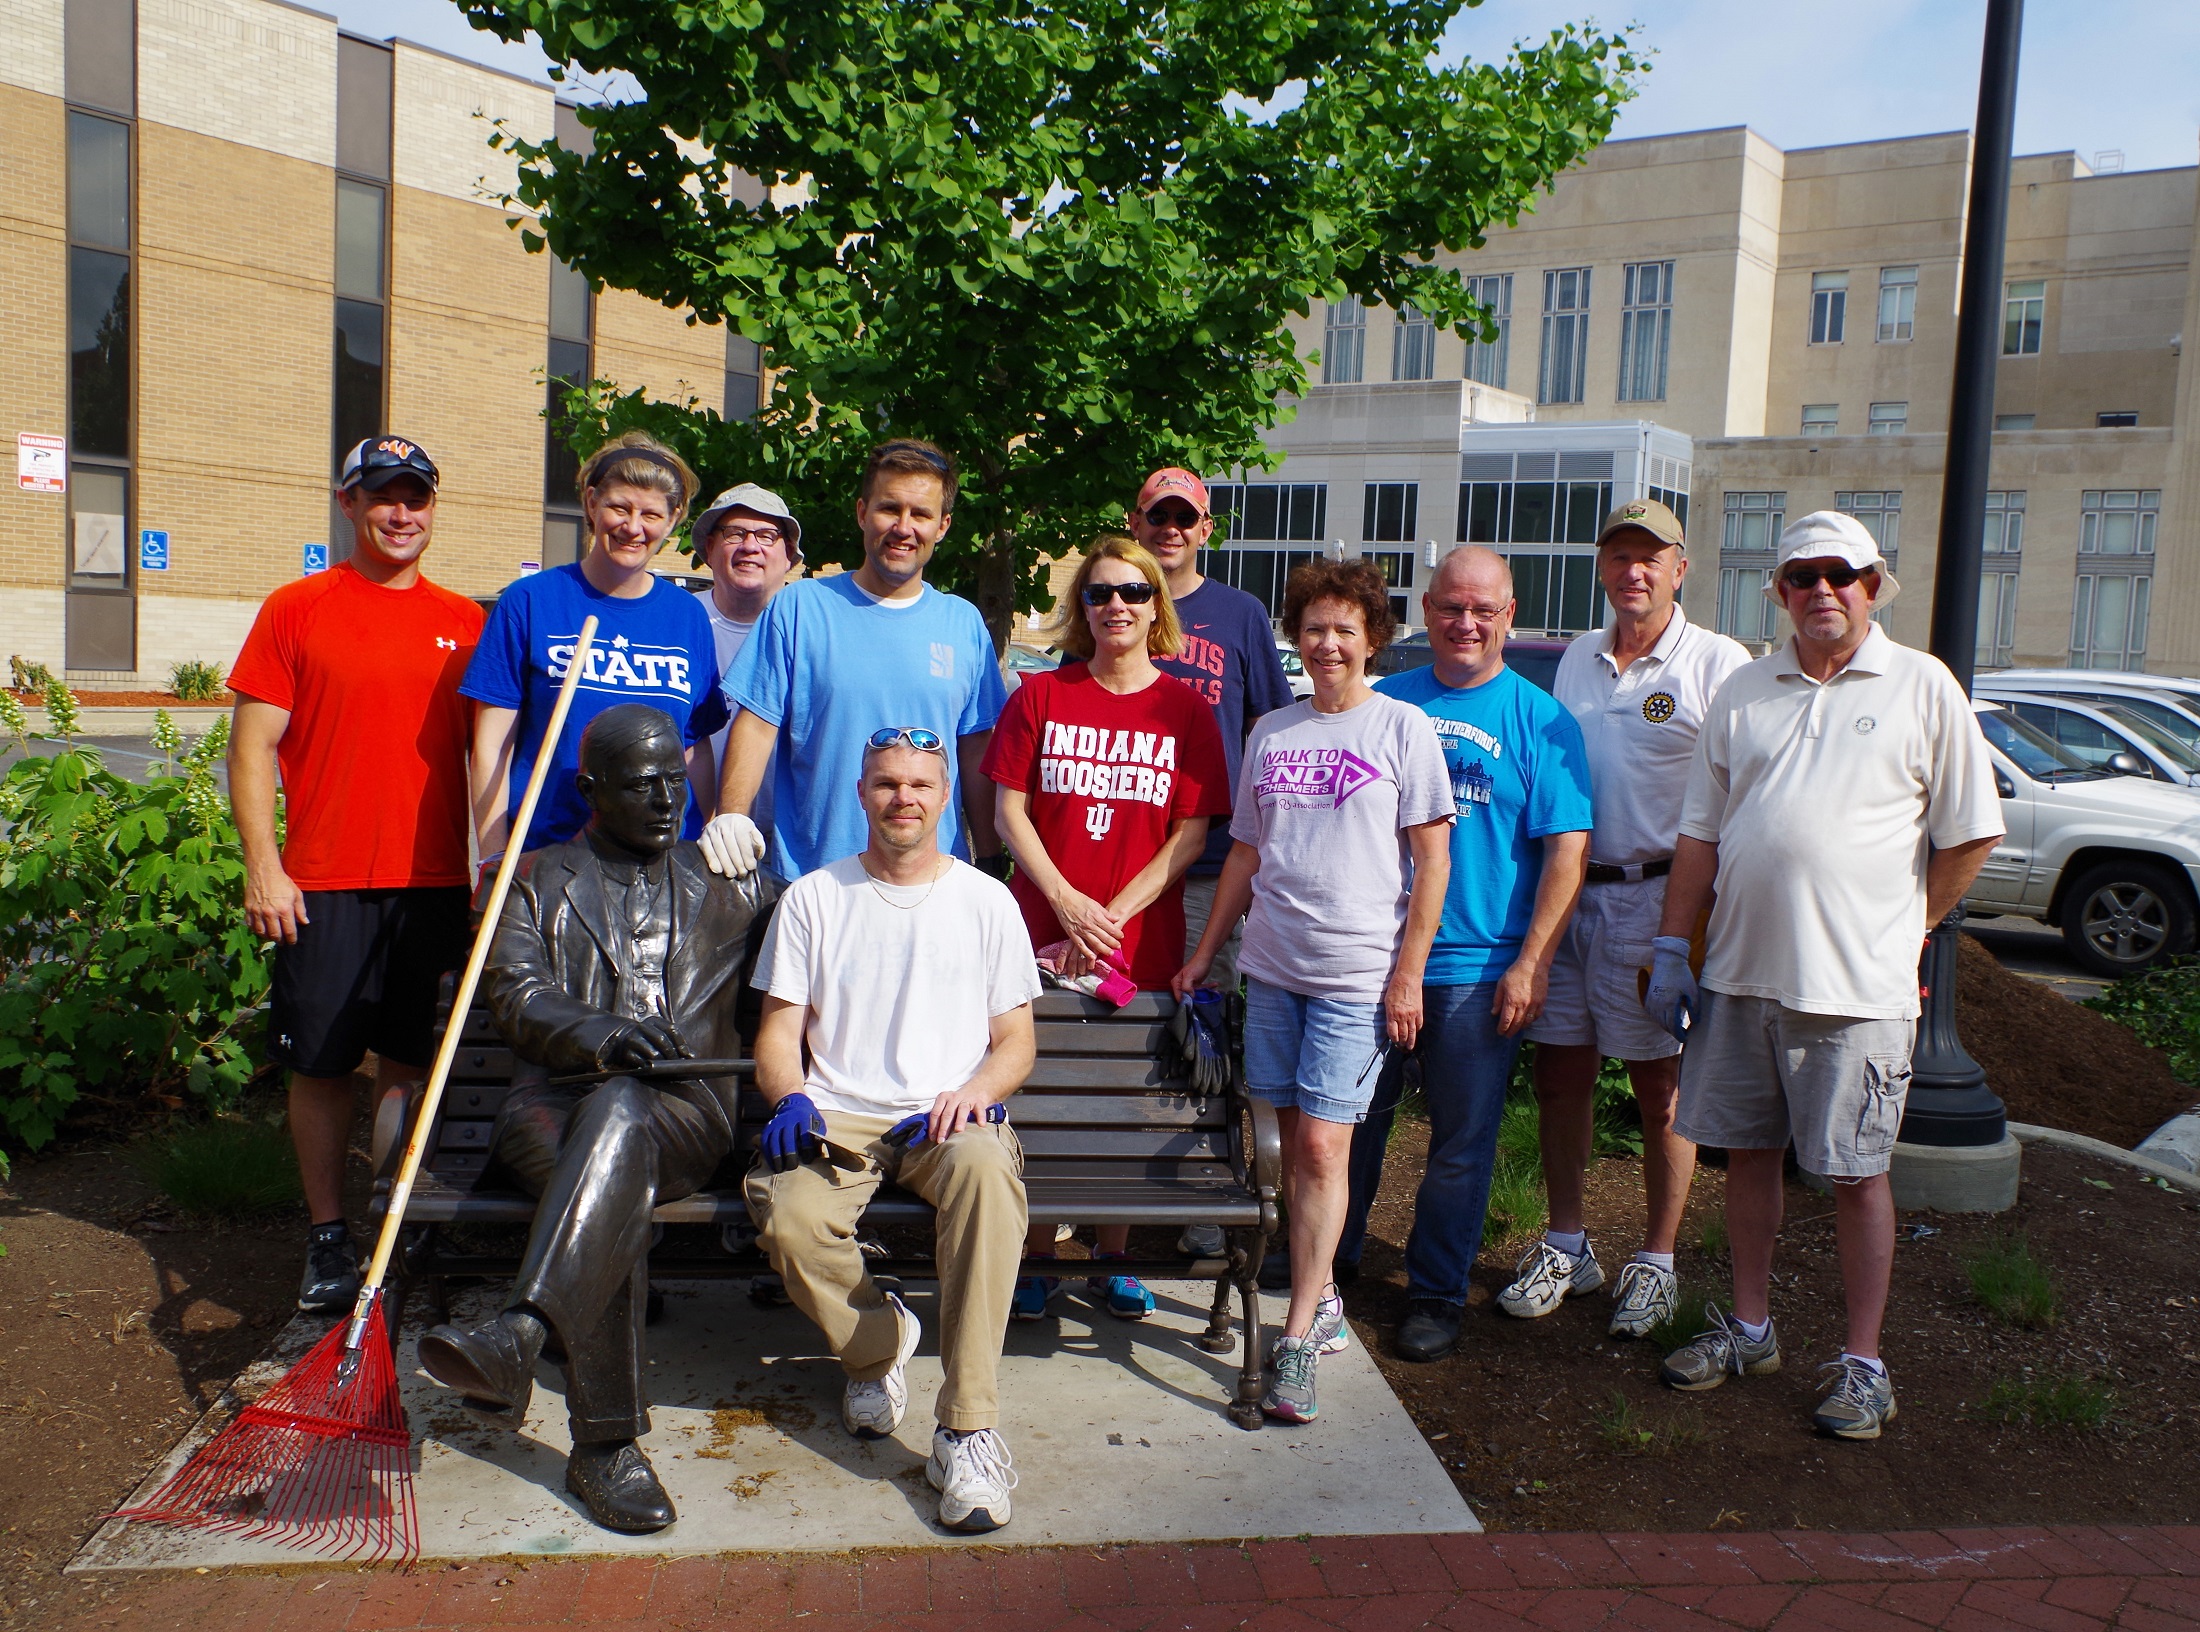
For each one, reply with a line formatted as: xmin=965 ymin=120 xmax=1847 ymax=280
xmin=1242 ymin=977 xmax=1389 ymax=1124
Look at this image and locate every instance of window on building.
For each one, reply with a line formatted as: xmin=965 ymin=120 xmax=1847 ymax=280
xmin=67 ymin=114 xmax=131 ymax=461
xmin=1717 ymin=567 xmax=1780 ymax=644
xmin=1211 ymin=482 xmax=1328 ymax=545
xmin=2080 ymin=490 xmax=2158 ymax=556
xmin=1868 ymin=401 xmax=1908 ymax=435
xmin=64 ymin=0 xmax=135 ymax=115
xmin=1616 ymin=261 xmax=1673 ymax=403
xmin=1809 ymin=271 xmax=1847 ymax=345
xmin=1363 ymin=482 xmax=1419 ymax=541
xmin=1717 ymin=491 xmax=1785 ymax=644
xmin=1719 ymin=491 xmax=1785 ymax=555
xmin=543 ymin=255 xmax=595 ymax=568
xmin=2097 ymin=411 xmax=2138 ymax=428
xmin=1978 ymin=572 xmax=2019 ymax=669
xmin=725 ymin=332 xmax=762 ymax=421
xmin=1801 ymin=404 xmax=1838 ymax=435
xmin=1643 ymin=451 xmax=1692 ymax=530
xmin=1984 ymin=490 xmax=2025 ymax=556
xmin=1510 ymin=552 xmax=1604 ymax=638
xmin=1391 ymin=304 xmax=1435 ymax=382
xmin=1877 ymin=265 xmax=1917 ymax=343
xmin=1456 ymin=451 xmax=1612 ymax=637
xmin=2072 ymin=574 xmax=2150 ymax=670
xmin=1996 ymin=413 xmax=2036 ymax=430
xmin=331 ymin=36 xmax=392 ymax=562
xmin=1322 ymin=300 xmax=1366 ymax=385
xmin=1538 ymin=267 xmax=1591 ymax=405
xmin=2002 ymin=278 xmax=2045 ymax=356
xmin=1835 ymin=490 xmax=1901 ymax=562
xmin=1463 ymin=274 xmax=1511 ymax=388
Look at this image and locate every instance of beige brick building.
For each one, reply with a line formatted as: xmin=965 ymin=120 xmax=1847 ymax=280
xmin=0 ymin=0 xmax=746 ymax=684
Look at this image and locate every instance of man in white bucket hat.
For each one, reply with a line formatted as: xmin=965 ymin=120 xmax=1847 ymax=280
xmin=692 ymin=482 xmax=804 ymax=841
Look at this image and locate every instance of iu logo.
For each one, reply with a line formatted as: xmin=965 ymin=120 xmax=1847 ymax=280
xmin=1084 ymin=803 xmax=1115 ymax=840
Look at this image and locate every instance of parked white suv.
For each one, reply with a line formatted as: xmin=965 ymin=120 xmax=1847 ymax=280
xmin=1970 ymin=700 xmax=2200 ymax=976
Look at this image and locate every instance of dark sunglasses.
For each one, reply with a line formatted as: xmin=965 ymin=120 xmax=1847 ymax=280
xmin=1081 ymin=580 xmax=1158 ymax=607
xmin=866 ymin=726 xmax=945 ymax=754
xmin=1780 ymin=561 xmax=1873 ymax=592
xmin=1142 ymin=504 xmax=1203 ymax=529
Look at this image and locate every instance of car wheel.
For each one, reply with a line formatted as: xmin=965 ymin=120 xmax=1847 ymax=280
xmin=2059 ymin=860 xmax=2196 ymax=977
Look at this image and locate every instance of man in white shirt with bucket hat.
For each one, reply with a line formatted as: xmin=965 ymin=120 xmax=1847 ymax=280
xmin=1645 ymin=510 xmax=2002 ymax=1441
xmin=693 ymin=481 xmax=803 ymax=845
xmin=1509 ymin=499 xmax=1750 ymax=1338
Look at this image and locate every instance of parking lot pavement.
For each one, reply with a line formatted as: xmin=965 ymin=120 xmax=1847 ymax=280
xmin=1 ymin=733 xmax=229 ymax=793
xmin=1963 ymin=914 xmax=2109 ymax=1003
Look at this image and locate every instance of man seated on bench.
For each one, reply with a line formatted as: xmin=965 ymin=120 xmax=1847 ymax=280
xmin=745 ymin=727 xmax=1040 ymax=1533
xmin=417 ymin=703 xmax=783 ymax=1534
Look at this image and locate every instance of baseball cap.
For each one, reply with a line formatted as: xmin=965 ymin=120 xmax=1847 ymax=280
xmin=1768 ymin=509 xmax=1901 ymax=606
xmin=339 ymin=435 xmax=438 ymax=493
xmin=1596 ymin=497 xmax=1685 ymax=550
xmin=692 ymin=482 xmax=802 ymax=556
xmin=1134 ymin=467 xmax=1210 ymax=516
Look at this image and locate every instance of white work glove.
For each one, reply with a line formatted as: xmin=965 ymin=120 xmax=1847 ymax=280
xmin=1643 ymin=935 xmax=1699 ymax=1041
xmin=698 ymin=812 xmax=767 ymax=877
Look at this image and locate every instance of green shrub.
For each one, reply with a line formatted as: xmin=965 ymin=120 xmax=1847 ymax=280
xmin=134 ymin=1116 xmax=300 ymax=1216
xmin=8 ymin=655 xmax=56 ymax=694
xmin=2085 ymin=958 xmax=2200 ymax=1086
xmin=168 ymin=659 xmax=228 ymax=703
xmin=0 ymin=688 xmax=268 ymax=1148
xmin=1508 ymin=1043 xmax=1644 ymax=1156
xmin=1964 ymin=1231 xmax=2060 ymax=1329
xmin=1977 ymin=1373 xmax=2112 ymax=1428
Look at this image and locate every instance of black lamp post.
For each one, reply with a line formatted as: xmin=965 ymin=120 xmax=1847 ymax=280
xmin=1904 ymin=0 xmax=2024 ymax=1147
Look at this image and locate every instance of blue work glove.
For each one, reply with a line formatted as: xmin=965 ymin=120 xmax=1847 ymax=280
xmin=760 ymin=1092 xmax=826 ymax=1173
xmin=1643 ymin=935 xmax=1699 ymax=1041
xmin=884 ymin=1103 xmax=1009 ymax=1150
xmin=1186 ymin=988 xmax=1231 ymax=1095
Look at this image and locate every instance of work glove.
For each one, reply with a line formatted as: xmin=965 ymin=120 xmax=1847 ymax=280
xmin=698 ymin=812 xmax=767 ymax=877
xmin=595 ymin=1015 xmax=691 ymax=1070
xmin=1643 ymin=935 xmax=1699 ymax=1041
xmin=760 ymin=1092 xmax=826 ymax=1172
xmin=1166 ymin=987 xmax=1233 ymax=1096
xmin=883 ymin=1102 xmax=1009 ymax=1150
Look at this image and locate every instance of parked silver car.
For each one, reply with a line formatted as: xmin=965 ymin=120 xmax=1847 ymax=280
xmin=1978 ymin=690 xmax=2200 ymax=790
xmin=1973 ymin=671 xmax=2200 ymax=756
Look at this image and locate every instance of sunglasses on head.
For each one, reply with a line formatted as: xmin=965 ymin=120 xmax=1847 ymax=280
xmin=1143 ymin=504 xmax=1203 ymax=529
xmin=866 ymin=727 xmax=945 ymax=754
xmin=1781 ymin=561 xmax=1873 ymax=592
xmin=1081 ymin=580 xmax=1158 ymax=607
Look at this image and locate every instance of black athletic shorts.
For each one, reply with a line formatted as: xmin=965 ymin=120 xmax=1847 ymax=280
xmin=266 ymin=887 xmax=470 ymax=1077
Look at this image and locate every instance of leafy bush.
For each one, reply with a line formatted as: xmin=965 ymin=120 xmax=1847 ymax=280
xmin=0 ymin=689 xmax=269 ymax=1148
xmin=168 ymin=659 xmax=228 ymax=703
xmin=9 ymin=656 xmax=56 ymax=693
xmin=1964 ymin=1231 xmax=2061 ymax=1329
xmin=133 ymin=1116 xmax=300 ymax=1216
xmin=2085 ymin=958 xmax=2200 ymax=1086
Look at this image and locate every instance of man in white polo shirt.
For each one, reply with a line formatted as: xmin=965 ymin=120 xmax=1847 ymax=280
xmin=1510 ymin=500 xmax=1750 ymax=1339
xmin=1645 ymin=511 xmax=2002 ymax=1441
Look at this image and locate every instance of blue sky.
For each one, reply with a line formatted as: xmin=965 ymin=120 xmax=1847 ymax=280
xmin=347 ymin=0 xmax=2200 ymax=175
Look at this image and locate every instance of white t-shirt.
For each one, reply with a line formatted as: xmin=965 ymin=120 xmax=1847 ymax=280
xmin=1229 ymin=694 xmax=1455 ymax=1003
xmin=751 ymin=853 xmax=1043 ymax=1116
xmin=1552 ymin=606 xmax=1752 ymax=866
xmin=1679 ymin=626 xmax=2005 ymax=1020
xmin=704 ymin=596 xmax=774 ymax=837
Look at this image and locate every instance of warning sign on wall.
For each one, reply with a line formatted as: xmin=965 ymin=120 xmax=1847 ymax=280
xmin=17 ymin=433 xmax=65 ymax=493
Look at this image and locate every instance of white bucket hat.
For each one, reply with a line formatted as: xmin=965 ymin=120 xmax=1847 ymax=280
xmin=1765 ymin=509 xmax=1900 ymax=607
xmin=692 ymin=482 xmax=802 ymax=557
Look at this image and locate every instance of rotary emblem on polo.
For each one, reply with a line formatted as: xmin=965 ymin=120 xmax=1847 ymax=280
xmin=1641 ymin=691 xmax=1677 ymax=723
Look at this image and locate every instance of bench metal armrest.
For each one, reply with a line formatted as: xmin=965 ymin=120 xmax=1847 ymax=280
xmin=1233 ymin=1086 xmax=1283 ymax=1211
xmin=371 ymin=1081 xmax=424 ymax=1187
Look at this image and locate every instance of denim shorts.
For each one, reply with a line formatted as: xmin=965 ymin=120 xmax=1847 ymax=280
xmin=1242 ymin=977 xmax=1389 ymax=1125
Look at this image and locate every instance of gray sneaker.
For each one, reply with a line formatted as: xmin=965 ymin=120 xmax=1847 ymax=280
xmin=1178 ymin=1224 xmax=1227 ymax=1258
xmin=1307 ymin=1287 xmax=1351 ymax=1355
xmin=1496 ymin=1238 xmax=1605 ymax=1319
xmin=1607 ymin=1259 xmax=1680 ymax=1340
xmin=1659 ymin=1303 xmax=1781 ymax=1391
xmin=1261 ymin=1334 xmax=1320 ymax=1423
xmin=1813 ymin=1358 xmax=1898 ymax=1439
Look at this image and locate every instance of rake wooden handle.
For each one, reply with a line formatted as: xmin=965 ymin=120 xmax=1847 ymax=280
xmin=345 ymin=616 xmax=600 ymax=1340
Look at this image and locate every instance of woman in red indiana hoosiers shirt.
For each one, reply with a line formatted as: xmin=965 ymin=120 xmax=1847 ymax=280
xmin=982 ymin=534 xmax=1228 ymax=1319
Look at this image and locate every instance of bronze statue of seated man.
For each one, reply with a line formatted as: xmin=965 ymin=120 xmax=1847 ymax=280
xmin=418 ymin=703 xmax=783 ymax=1533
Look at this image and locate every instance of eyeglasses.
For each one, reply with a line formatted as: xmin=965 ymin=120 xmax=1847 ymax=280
xmin=1430 ymin=600 xmax=1511 ymax=624
xmin=713 ymin=525 xmax=785 ymax=548
xmin=1780 ymin=562 xmax=1872 ymax=592
xmin=867 ymin=727 xmax=946 ymax=755
xmin=1081 ymin=580 xmax=1158 ymax=607
xmin=1142 ymin=504 xmax=1203 ymax=529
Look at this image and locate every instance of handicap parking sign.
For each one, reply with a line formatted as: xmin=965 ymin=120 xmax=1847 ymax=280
xmin=302 ymin=542 xmax=329 ymax=576
xmin=138 ymin=529 xmax=170 ymax=572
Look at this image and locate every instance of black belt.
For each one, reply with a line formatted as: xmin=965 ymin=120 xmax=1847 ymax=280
xmin=1585 ymin=857 xmax=1671 ymax=884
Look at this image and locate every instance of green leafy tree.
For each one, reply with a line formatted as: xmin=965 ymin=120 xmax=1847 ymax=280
xmin=471 ymin=0 xmax=1636 ymax=639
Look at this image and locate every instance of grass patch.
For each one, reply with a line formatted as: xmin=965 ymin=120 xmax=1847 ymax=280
xmin=1483 ymin=1098 xmax=1547 ymax=1251
xmin=1977 ymin=1373 xmax=2113 ymax=1428
xmin=133 ymin=1117 xmax=300 ymax=1216
xmin=1591 ymin=1389 xmax=1704 ymax=1455
xmin=1694 ymin=1211 xmax=1728 ymax=1258
xmin=1644 ymin=1284 xmax=1719 ymax=1356
xmin=1964 ymin=1231 xmax=2060 ymax=1329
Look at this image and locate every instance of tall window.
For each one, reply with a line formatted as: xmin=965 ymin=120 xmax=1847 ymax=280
xmin=1200 ymin=482 xmax=1331 ymax=615
xmin=1456 ymin=450 xmax=1612 ymax=636
xmin=1644 ymin=451 xmax=1691 ymax=529
xmin=1538 ymin=267 xmax=1591 ymax=405
xmin=543 ymin=257 xmax=594 ymax=569
xmin=1390 ymin=304 xmax=1434 ymax=382
xmin=1717 ymin=492 xmax=1785 ymax=644
xmin=2002 ymin=278 xmax=2045 ymax=356
xmin=1363 ymin=482 xmax=1419 ymax=541
xmin=1801 ymin=404 xmax=1838 ymax=434
xmin=1979 ymin=492 xmax=2025 ymax=669
xmin=1617 ymin=261 xmax=1673 ymax=402
xmin=1809 ymin=271 xmax=1847 ymax=344
xmin=1868 ymin=401 xmax=1909 ymax=435
xmin=2072 ymin=574 xmax=2150 ymax=670
xmin=1877 ymin=265 xmax=1917 ymax=343
xmin=1322 ymin=300 xmax=1365 ymax=384
xmin=725 ymin=332 xmax=762 ymax=421
xmin=1835 ymin=491 xmax=1901 ymax=562
xmin=1463 ymin=274 xmax=1511 ymax=388
xmin=333 ymin=36 xmax=392 ymax=563
xmin=2080 ymin=489 xmax=2158 ymax=557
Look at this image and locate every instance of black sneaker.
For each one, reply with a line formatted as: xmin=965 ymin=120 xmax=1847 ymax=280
xmin=298 ymin=1222 xmax=361 ymax=1315
xmin=1395 ymin=1298 xmax=1462 ymax=1363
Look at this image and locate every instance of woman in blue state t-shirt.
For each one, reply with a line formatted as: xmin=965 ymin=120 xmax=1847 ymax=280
xmin=462 ymin=433 xmax=728 ymax=865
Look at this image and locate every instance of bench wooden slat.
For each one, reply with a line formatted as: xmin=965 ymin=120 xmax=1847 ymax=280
xmin=1030 ymin=1021 xmax=1169 ymax=1055
xmin=1031 ymin=990 xmax=1176 ymax=1021
xmin=1021 ymin=1056 xmax=1175 ymax=1089
xmin=1014 ymin=1127 xmax=1230 ymax=1160
xmin=725 ymin=1090 xmax=1222 ymax=1129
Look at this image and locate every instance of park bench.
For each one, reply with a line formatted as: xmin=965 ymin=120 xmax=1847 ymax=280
xmin=369 ymin=985 xmax=1282 ymax=1429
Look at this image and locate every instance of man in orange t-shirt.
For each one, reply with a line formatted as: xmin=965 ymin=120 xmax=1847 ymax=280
xmin=227 ymin=436 xmax=482 ymax=1317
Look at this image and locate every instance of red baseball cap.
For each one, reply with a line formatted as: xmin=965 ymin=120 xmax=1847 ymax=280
xmin=1133 ymin=467 xmax=1210 ymax=516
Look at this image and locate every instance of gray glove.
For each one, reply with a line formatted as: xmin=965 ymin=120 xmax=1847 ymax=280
xmin=1643 ymin=935 xmax=1698 ymax=1041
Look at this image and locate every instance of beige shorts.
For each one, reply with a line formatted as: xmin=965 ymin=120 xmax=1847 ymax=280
xmin=1673 ymin=990 xmax=1915 ymax=1179
xmin=1523 ymin=874 xmax=1679 ymax=1061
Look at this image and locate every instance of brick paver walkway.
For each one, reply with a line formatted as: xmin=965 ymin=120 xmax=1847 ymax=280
xmin=38 ymin=1525 xmax=2200 ymax=1630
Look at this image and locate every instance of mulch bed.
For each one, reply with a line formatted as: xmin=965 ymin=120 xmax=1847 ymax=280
xmin=6 ymin=691 xmax=231 ymax=709
xmin=1953 ymin=934 xmax=2198 ymax=1145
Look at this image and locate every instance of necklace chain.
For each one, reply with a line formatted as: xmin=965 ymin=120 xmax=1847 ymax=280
xmin=864 ymin=855 xmax=948 ymax=910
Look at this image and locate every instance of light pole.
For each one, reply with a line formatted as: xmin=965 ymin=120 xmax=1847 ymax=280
xmin=1904 ymin=0 xmax=2024 ymax=1148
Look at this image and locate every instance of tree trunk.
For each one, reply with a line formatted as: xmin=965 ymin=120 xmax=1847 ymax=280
xmin=972 ymin=527 xmax=1019 ymax=654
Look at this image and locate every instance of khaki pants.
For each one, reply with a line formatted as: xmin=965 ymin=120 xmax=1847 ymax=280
xmin=744 ymin=1109 xmax=1027 ymax=1431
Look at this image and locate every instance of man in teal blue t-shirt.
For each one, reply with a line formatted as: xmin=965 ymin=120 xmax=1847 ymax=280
xmin=1337 ymin=546 xmax=1593 ymax=1362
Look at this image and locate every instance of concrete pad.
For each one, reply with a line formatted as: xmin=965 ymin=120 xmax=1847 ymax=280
xmin=74 ymin=1278 xmax=1475 ymax=1571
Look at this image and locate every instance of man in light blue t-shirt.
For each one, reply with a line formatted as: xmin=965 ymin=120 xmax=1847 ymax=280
xmin=699 ymin=440 xmax=1009 ymax=880
xmin=1336 ymin=545 xmax=1593 ymax=1363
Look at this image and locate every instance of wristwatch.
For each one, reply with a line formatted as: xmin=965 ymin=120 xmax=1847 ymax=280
xmin=973 ymin=851 xmax=1012 ymax=881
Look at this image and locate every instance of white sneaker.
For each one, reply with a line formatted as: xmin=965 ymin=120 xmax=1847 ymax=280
xmin=927 ymin=1426 xmax=1017 ymax=1532
xmin=842 ymin=1294 xmax=920 ymax=1439
xmin=1607 ymin=1259 xmax=1680 ymax=1340
xmin=1496 ymin=1238 xmax=1605 ymax=1319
